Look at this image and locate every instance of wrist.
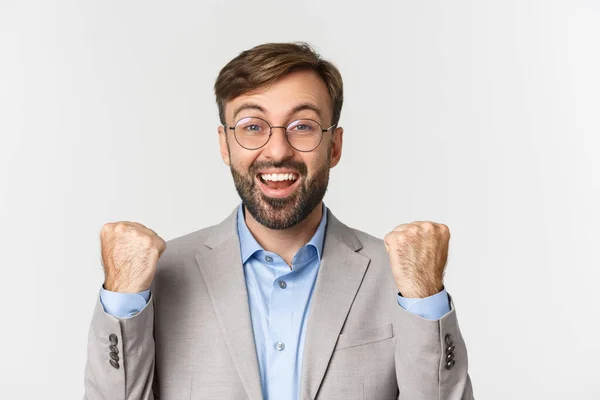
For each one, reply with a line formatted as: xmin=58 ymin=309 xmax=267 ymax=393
xmin=103 ymin=278 xmax=148 ymax=294
xmin=397 ymin=281 xmax=444 ymax=299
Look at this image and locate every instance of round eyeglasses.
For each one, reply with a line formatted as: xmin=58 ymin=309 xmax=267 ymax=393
xmin=224 ymin=117 xmax=336 ymax=152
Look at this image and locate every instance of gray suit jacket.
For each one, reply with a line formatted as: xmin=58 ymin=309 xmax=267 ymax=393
xmin=84 ymin=205 xmax=474 ymax=399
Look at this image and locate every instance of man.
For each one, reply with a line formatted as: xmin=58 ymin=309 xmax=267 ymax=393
xmin=84 ymin=42 xmax=474 ymax=400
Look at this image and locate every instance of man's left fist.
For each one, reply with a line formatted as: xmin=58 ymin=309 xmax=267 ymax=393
xmin=384 ymin=221 xmax=450 ymax=298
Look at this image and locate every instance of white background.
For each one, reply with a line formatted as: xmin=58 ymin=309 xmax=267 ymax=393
xmin=1 ymin=0 xmax=599 ymax=398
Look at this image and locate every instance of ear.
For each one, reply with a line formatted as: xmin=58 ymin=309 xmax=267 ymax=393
xmin=218 ymin=126 xmax=231 ymax=166
xmin=329 ymin=127 xmax=343 ymax=168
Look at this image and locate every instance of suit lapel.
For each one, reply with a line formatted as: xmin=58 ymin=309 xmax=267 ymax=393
xmin=299 ymin=209 xmax=371 ymax=400
xmin=194 ymin=205 xmax=264 ymax=400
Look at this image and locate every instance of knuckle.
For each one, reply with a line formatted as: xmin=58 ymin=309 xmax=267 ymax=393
xmin=421 ymin=221 xmax=435 ymax=231
xmin=385 ymin=231 xmax=399 ymax=241
xmin=131 ymin=221 xmax=148 ymax=230
xmin=100 ymin=223 xmax=112 ymax=236
xmin=101 ymin=222 xmax=117 ymax=233
xmin=383 ymin=236 xmax=394 ymax=250
xmin=405 ymin=226 xmax=419 ymax=236
xmin=392 ymin=233 xmax=408 ymax=245
xmin=113 ymin=222 xmax=127 ymax=234
xmin=152 ymin=237 xmax=165 ymax=250
xmin=130 ymin=226 xmax=146 ymax=238
xmin=392 ymin=223 xmax=409 ymax=232
xmin=440 ymin=223 xmax=450 ymax=235
xmin=141 ymin=235 xmax=154 ymax=247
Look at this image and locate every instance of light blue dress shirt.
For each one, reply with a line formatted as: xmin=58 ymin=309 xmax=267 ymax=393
xmin=237 ymin=203 xmax=325 ymax=400
xmin=100 ymin=201 xmax=451 ymax=399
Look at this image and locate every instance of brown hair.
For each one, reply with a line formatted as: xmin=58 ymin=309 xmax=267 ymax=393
xmin=214 ymin=42 xmax=343 ymax=127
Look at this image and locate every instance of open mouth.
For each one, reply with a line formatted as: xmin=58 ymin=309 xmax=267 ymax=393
xmin=256 ymin=172 xmax=300 ymax=197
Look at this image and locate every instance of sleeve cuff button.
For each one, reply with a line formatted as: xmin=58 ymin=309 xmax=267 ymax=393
xmin=444 ymin=333 xmax=454 ymax=346
xmin=109 ymin=334 xmax=118 ymax=345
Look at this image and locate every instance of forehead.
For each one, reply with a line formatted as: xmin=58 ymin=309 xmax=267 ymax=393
xmin=226 ymin=69 xmax=332 ymax=122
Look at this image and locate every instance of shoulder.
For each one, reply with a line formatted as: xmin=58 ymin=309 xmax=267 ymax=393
xmin=328 ymin=210 xmax=385 ymax=254
xmin=158 ymin=224 xmax=216 ymax=267
xmin=329 ymin=214 xmax=388 ymax=266
xmin=352 ymin=227 xmax=385 ymax=250
xmin=151 ymin=222 xmax=223 ymax=293
xmin=352 ymin=227 xmax=389 ymax=269
xmin=158 ymin=205 xmax=239 ymax=265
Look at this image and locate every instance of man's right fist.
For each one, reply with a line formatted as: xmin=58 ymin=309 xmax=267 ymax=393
xmin=100 ymin=222 xmax=167 ymax=293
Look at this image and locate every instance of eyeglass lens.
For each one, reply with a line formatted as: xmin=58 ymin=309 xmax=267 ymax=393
xmin=234 ymin=117 xmax=323 ymax=151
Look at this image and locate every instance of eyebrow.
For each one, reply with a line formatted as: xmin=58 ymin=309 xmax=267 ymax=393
xmin=231 ymin=102 xmax=324 ymax=123
xmin=290 ymin=103 xmax=322 ymax=120
xmin=232 ymin=103 xmax=266 ymax=122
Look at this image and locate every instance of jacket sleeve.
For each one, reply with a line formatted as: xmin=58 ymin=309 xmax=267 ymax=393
xmin=394 ymin=294 xmax=474 ymax=399
xmin=83 ymin=291 xmax=156 ymax=400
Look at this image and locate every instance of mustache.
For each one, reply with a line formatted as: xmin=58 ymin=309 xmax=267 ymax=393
xmin=249 ymin=160 xmax=308 ymax=177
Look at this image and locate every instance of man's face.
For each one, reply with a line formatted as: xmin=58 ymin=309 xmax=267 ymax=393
xmin=218 ymin=69 xmax=343 ymax=230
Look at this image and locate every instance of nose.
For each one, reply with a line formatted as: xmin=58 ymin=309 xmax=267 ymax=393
xmin=261 ymin=126 xmax=296 ymax=160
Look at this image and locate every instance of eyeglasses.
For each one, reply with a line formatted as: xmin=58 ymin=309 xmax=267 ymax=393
xmin=224 ymin=116 xmax=336 ymax=152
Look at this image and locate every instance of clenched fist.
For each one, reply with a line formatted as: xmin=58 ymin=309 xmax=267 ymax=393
xmin=384 ymin=221 xmax=450 ymax=298
xmin=100 ymin=222 xmax=167 ymax=293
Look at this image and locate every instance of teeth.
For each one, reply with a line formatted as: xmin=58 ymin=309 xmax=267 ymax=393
xmin=260 ymin=173 xmax=298 ymax=182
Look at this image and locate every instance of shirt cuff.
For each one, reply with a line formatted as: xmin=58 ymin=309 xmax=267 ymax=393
xmin=396 ymin=288 xmax=451 ymax=320
xmin=99 ymin=286 xmax=151 ymax=319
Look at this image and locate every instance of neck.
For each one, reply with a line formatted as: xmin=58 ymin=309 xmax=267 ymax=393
xmin=244 ymin=202 xmax=324 ymax=267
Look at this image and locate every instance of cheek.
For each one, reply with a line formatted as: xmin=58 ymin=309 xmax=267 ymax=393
xmin=229 ymin=149 xmax=256 ymax=172
xmin=305 ymin=153 xmax=329 ymax=178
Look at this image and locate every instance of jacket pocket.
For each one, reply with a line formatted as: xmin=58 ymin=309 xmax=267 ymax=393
xmin=334 ymin=323 xmax=394 ymax=350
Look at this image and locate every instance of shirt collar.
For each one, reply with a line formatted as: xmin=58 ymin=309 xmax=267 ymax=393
xmin=236 ymin=201 xmax=328 ymax=264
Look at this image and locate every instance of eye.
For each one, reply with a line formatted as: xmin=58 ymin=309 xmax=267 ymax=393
xmin=235 ymin=117 xmax=268 ymax=134
xmin=288 ymin=120 xmax=318 ymax=133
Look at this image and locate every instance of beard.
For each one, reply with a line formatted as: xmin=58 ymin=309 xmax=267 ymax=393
xmin=228 ymin=143 xmax=332 ymax=230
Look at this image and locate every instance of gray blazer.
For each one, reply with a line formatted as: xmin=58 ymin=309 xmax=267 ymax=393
xmin=84 ymin=205 xmax=474 ymax=399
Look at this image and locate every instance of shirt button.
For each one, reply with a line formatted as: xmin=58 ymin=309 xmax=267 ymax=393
xmin=265 ymin=256 xmax=273 ymax=262
xmin=278 ymin=280 xmax=287 ymax=289
xmin=275 ymin=342 xmax=285 ymax=351
xmin=128 ymin=310 xmax=139 ymax=317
